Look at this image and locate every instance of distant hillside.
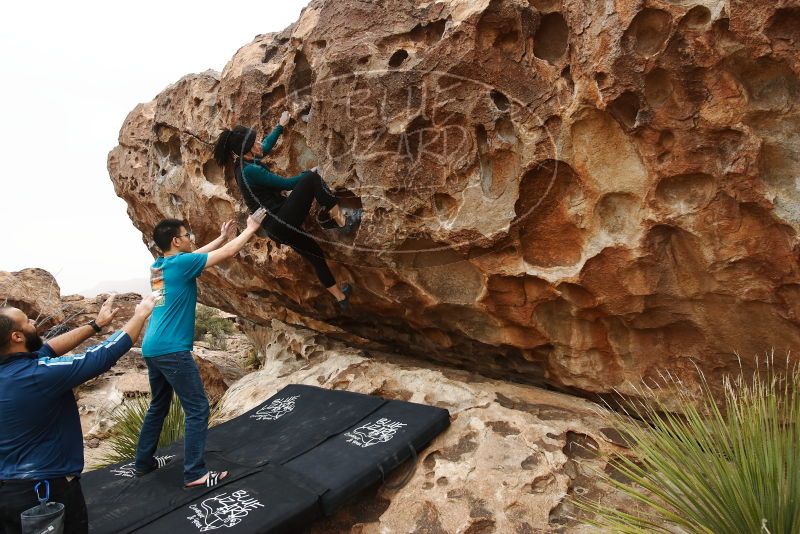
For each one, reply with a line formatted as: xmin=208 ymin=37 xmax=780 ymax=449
xmin=77 ymin=277 xmax=150 ymax=297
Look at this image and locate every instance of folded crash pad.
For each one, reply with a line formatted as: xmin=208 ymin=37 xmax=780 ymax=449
xmin=207 ymin=384 xmax=386 ymax=465
xmin=285 ymin=399 xmax=451 ymax=514
xmin=82 ymin=385 xmax=450 ymax=533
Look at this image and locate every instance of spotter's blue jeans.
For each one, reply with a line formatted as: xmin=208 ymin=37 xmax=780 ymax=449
xmin=134 ymin=351 xmax=209 ymax=485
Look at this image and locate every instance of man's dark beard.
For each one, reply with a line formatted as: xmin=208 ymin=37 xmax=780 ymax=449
xmin=24 ymin=330 xmax=43 ymax=352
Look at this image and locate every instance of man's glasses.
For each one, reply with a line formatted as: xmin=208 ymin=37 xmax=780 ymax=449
xmin=178 ymin=232 xmax=194 ymax=240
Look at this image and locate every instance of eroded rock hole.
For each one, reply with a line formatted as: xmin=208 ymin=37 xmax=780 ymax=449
xmin=490 ymin=90 xmax=510 ymax=111
xmin=727 ymin=56 xmax=800 ymax=109
xmin=644 ymin=68 xmax=673 ymax=107
xmin=408 ymin=19 xmax=447 ymax=44
xmin=434 ymin=193 xmax=459 ymax=218
xmin=533 ymin=12 xmax=569 ymax=64
xmin=681 ymin=5 xmax=711 ymax=30
xmin=655 ymin=173 xmax=716 ymax=214
xmin=495 ymin=116 xmax=516 ymax=143
xmin=658 ymin=130 xmax=675 ymax=149
xmin=625 ymin=8 xmax=672 ymax=56
xmin=262 ymin=47 xmax=279 ymax=64
xmin=202 ymin=160 xmax=224 ymax=186
xmin=405 ymin=115 xmax=434 ymax=161
xmin=766 ymin=7 xmax=800 ymax=44
xmin=609 ymin=91 xmax=641 ymax=129
xmin=515 ymin=160 xmax=585 ymax=267
xmin=290 ymin=51 xmax=314 ymax=96
xmin=594 ymin=193 xmax=639 ymax=236
xmin=154 ymin=135 xmax=182 ymax=166
xmin=333 ymin=187 xmax=363 ymax=211
xmin=561 ymin=65 xmax=574 ymax=92
xmin=477 ymin=1 xmax=522 ymax=53
xmin=389 ymin=49 xmax=409 ymax=68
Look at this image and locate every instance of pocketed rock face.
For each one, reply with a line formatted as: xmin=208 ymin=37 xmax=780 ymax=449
xmin=216 ymin=320 xmax=634 ymax=533
xmin=109 ymin=0 xmax=800 ymax=396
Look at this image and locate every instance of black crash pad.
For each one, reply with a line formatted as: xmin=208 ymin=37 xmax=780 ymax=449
xmin=143 ymin=467 xmax=323 ymax=534
xmin=285 ymin=399 xmax=451 ymax=514
xmin=207 ymin=384 xmax=386 ymax=465
xmin=82 ymin=385 xmax=450 ymax=533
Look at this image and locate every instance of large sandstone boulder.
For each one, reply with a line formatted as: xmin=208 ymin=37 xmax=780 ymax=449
xmin=108 ymin=0 xmax=800 ymax=395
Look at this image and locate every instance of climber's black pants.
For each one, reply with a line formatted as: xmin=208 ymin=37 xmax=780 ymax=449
xmin=264 ymin=172 xmax=338 ymax=289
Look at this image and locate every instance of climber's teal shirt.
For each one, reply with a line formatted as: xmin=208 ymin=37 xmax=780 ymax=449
xmin=141 ymin=252 xmax=208 ymax=357
xmin=242 ymin=124 xmax=308 ymax=190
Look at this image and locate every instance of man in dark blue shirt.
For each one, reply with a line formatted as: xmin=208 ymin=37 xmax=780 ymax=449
xmin=0 ymin=293 xmax=155 ymax=534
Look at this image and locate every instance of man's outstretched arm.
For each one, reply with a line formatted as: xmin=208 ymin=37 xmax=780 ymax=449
xmin=46 ymin=294 xmax=120 ymax=356
xmin=205 ymin=209 xmax=267 ymax=268
xmin=37 ymin=294 xmax=157 ymax=392
xmin=195 ymin=220 xmax=237 ymax=254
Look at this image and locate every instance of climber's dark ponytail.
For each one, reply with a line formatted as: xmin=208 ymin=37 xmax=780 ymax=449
xmin=214 ymin=129 xmax=233 ymax=166
xmin=213 ymin=126 xmax=257 ymax=166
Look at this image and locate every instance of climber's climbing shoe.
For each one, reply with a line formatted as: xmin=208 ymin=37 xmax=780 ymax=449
xmin=337 ymin=283 xmax=352 ymax=311
xmin=317 ymin=208 xmax=339 ymax=230
xmin=338 ymin=208 xmax=363 ymax=236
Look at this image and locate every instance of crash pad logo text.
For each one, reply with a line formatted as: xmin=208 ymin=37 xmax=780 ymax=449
xmin=251 ymin=395 xmax=299 ymax=421
xmin=186 ymin=490 xmax=264 ymax=531
xmin=345 ymin=418 xmax=407 ymax=448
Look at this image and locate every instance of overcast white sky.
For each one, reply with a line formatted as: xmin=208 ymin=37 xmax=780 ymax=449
xmin=0 ymin=0 xmax=309 ymax=295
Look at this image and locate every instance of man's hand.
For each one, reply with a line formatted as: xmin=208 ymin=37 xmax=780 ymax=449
xmin=247 ymin=208 xmax=268 ymax=233
xmin=96 ymin=294 xmax=120 ymax=328
xmin=122 ymin=294 xmax=157 ymax=343
xmin=47 ymin=293 xmax=121 ymax=356
xmin=220 ymin=220 xmax=236 ymax=241
xmin=279 ymin=111 xmax=291 ymax=127
xmin=207 ymin=209 xmax=268 ymax=268
xmin=134 ymin=294 xmax=157 ymax=318
xmin=195 ymin=221 xmax=236 ymax=254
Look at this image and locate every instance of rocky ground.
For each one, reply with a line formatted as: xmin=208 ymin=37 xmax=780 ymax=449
xmin=218 ymin=319 xmax=635 ymax=533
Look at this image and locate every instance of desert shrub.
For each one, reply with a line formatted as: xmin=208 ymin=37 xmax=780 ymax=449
xmin=96 ymin=394 xmax=184 ymax=467
xmin=578 ymin=359 xmax=800 ymax=534
xmin=194 ymin=304 xmax=234 ymax=350
xmin=96 ymin=394 xmax=223 ymax=468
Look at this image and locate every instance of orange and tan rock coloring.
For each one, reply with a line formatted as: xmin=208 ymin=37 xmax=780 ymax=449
xmin=109 ymin=0 xmax=800 ymax=395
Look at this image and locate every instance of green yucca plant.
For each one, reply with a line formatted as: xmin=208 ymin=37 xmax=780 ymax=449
xmin=94 ymin=394 xmax=225 ymax=468
xmin=96 ymin=394 xmax=185 ymax=467
xmin=578 ymin=357 xmax=800 ymax=534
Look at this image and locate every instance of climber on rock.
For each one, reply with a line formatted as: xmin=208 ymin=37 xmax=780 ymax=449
xmin=213 ymin=110 xmax=360 ymax=310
